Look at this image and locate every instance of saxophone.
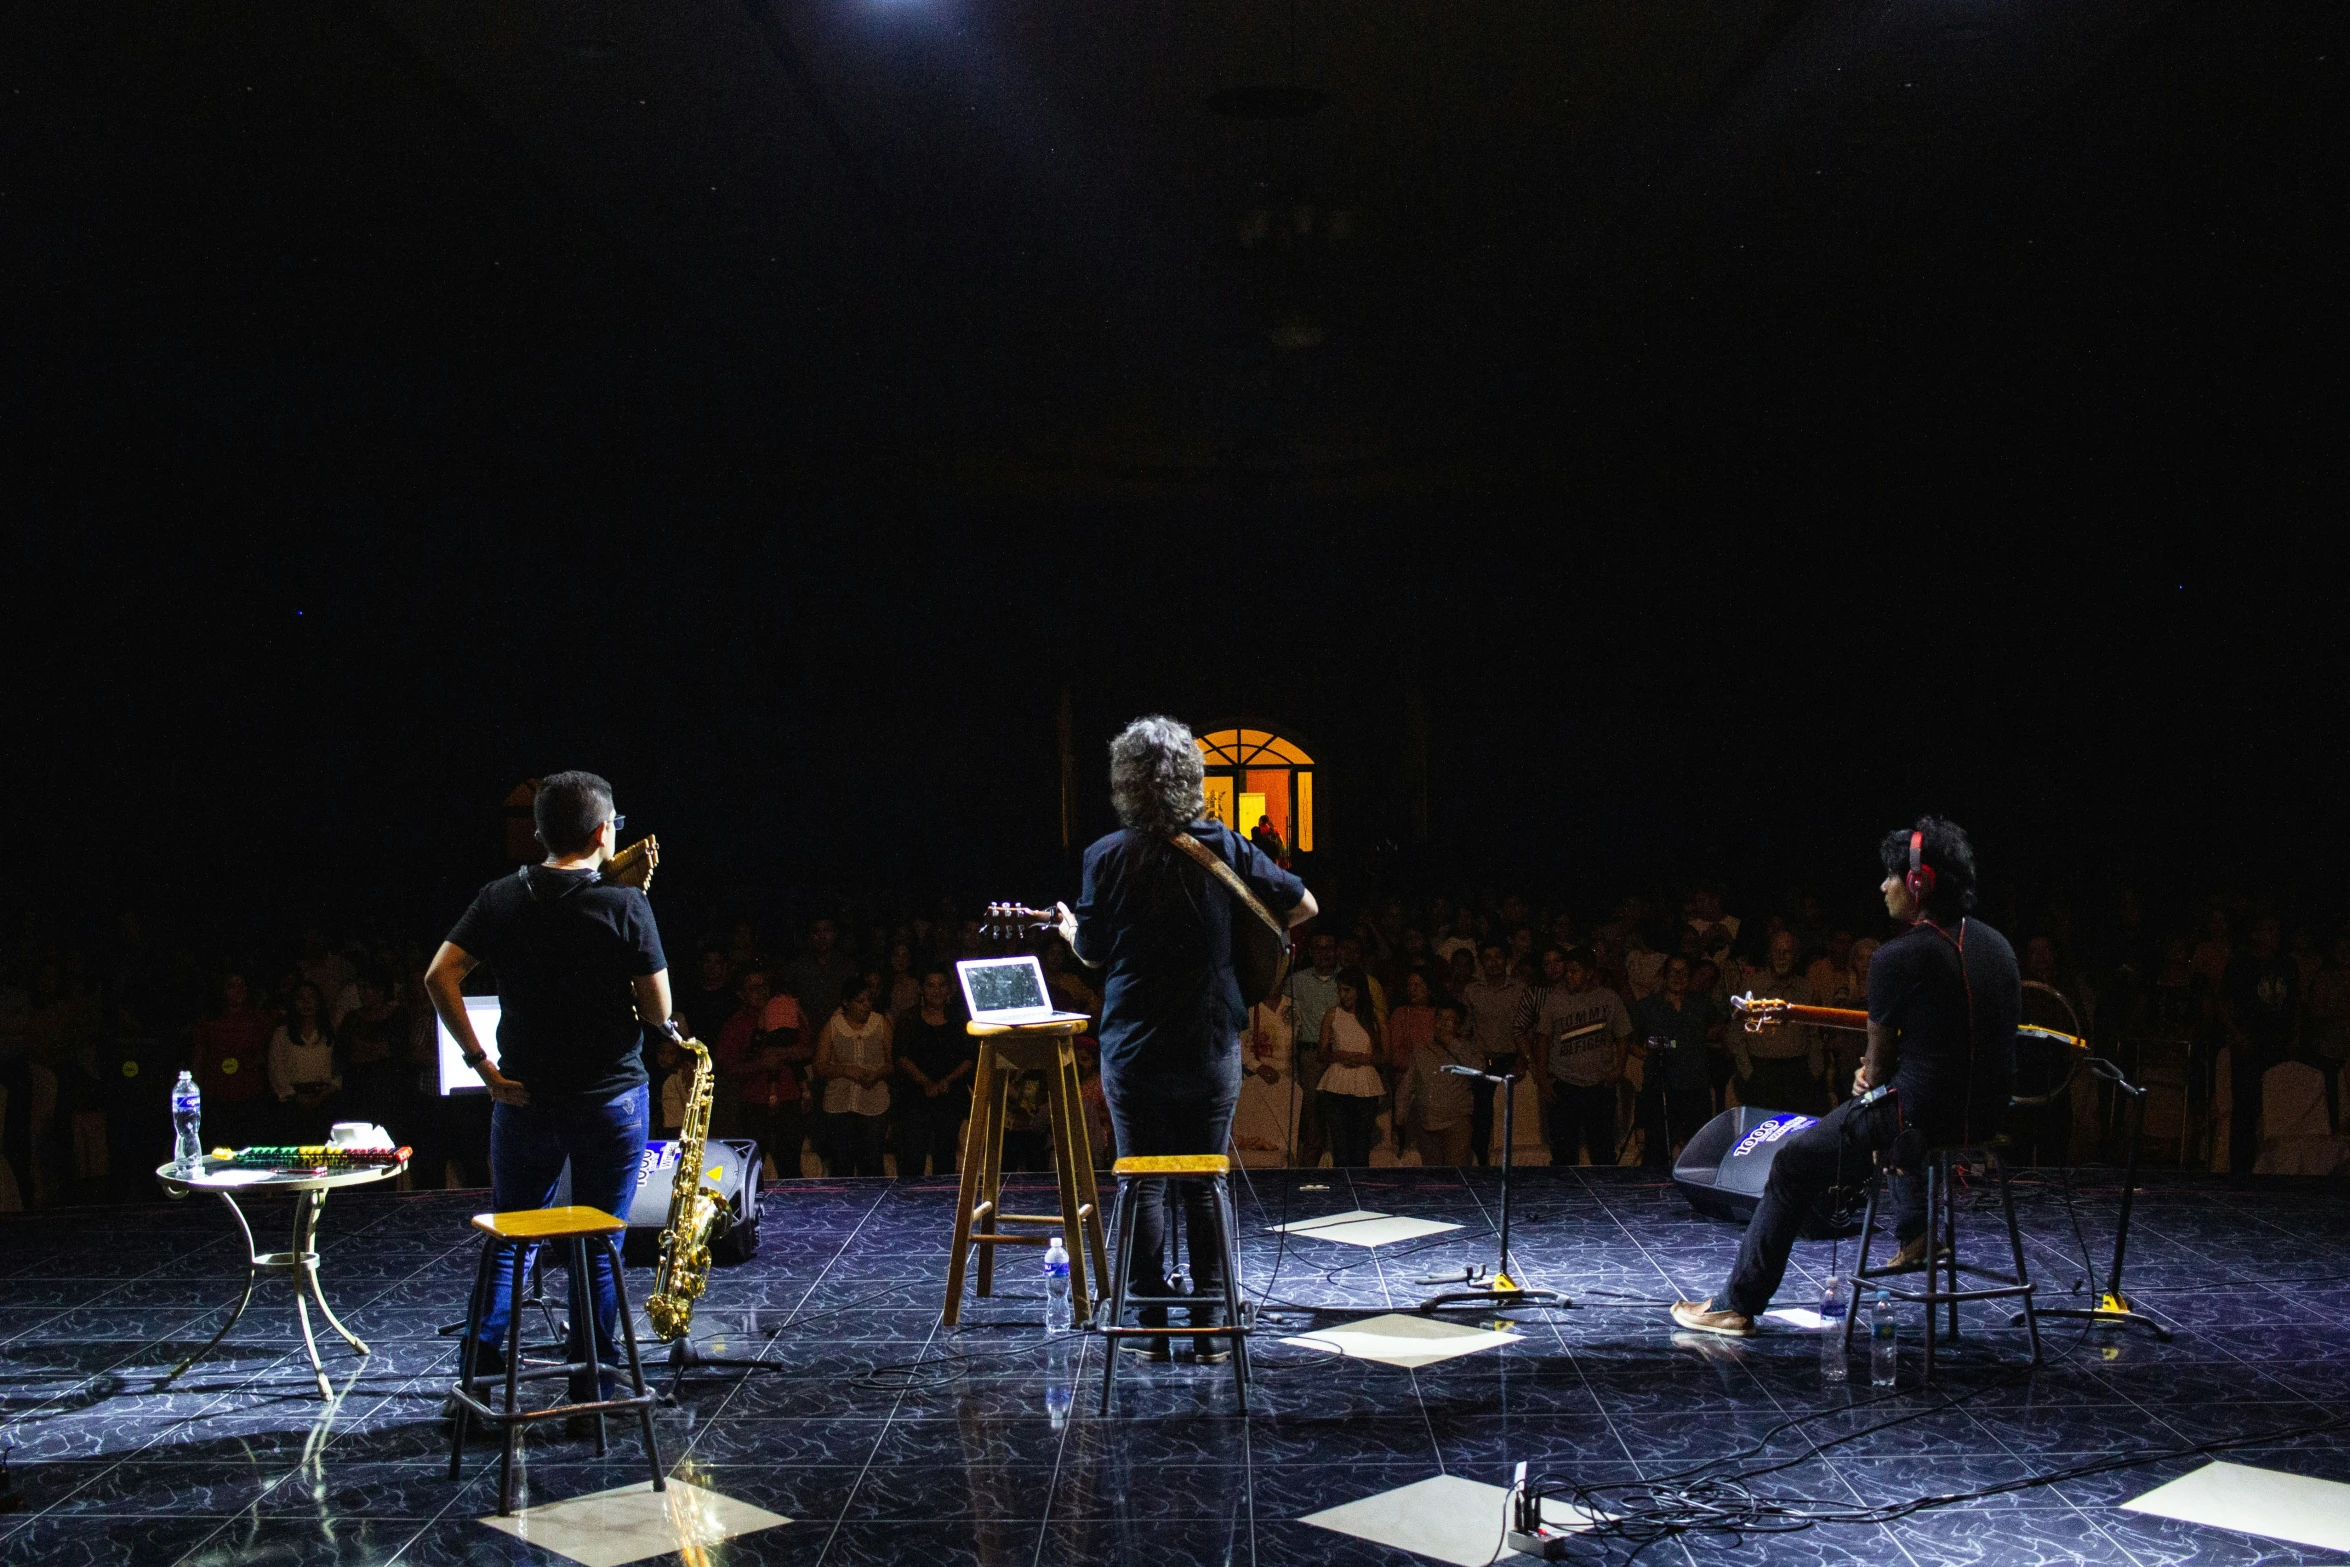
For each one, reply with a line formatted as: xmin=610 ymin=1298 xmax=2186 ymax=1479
xmin=645 ymin=1028 xmax=729 ymax=1342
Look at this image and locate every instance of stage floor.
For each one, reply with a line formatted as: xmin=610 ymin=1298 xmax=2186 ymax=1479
xmin=4 ymin=1166 xmax=2348 ymax=1567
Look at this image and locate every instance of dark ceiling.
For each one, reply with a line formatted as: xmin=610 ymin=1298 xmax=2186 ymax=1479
xmin=8 ymin=0 xmax=2339 ymax=503
xmin=4 ymin=0 xmax=2343 ymax=927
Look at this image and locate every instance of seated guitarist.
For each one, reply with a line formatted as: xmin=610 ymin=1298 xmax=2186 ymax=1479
xmin=1672 ymin=816 xmax=2020 ymax=1337
xmin=1052 ymin=715 xmax=1318 ymax=1363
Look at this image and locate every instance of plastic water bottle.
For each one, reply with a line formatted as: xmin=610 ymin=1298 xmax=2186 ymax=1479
xmin=171 ymin=1071 xmax=202 ymax=1174
xmin=1043 ymin=1235 xmax=1072 ymax=1333
xmin=1818 ymin=1277 xmax=1848 ymax=1384
xmin=1869 ymin=1290 xmax=1898 ymax=1388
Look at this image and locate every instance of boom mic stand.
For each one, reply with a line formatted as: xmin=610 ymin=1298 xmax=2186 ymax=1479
xmin=2027 ymin=1057 xmax=2172 ymax=1341
xmin=1417 ymin=1066 xmax=1568 ymax=1314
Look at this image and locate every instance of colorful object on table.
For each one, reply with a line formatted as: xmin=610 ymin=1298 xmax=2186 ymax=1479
xmin=208 ymin=1144 xmax=411 ymax=1171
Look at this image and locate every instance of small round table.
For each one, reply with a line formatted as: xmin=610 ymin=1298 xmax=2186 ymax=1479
xmin=155 ymin=1155 xmax=406 ymax=1398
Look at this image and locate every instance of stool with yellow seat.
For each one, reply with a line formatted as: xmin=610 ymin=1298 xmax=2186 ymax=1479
xmin=1097 ymin=1153 xmax=1251 ymax=1414
xmin=942 ymin=1018 xmax=1111 ymax=1326
xmin=449 ymin=1205 xmax=663 ymax=1516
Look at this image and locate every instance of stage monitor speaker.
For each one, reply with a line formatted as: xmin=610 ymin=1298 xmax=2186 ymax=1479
xmin=555 ymin=1139 xmax=763 ymax=1266
xmin=1672 ymin=1105 xmax=1855 ymax=1239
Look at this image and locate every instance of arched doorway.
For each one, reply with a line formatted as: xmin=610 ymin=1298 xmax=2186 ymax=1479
xmin=1195 ymin=727 xmax=1314 ymax=857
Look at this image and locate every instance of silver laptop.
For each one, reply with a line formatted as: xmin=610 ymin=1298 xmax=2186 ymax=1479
xmin=955 ymin=955 xmax=1092 ymax=1026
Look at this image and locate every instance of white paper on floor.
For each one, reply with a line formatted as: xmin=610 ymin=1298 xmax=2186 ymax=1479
xmin=2122 ymin=1460 xmax=2350 ymax=1551
xmin=1303 ymin=1472 xmax=1609 ymax=1567
xmin=1272 ymin=1209 xmax=1463 ymax=1247
xmin=479 ymin=1479 xmax=789 ymax=1567
xmin=1764 ymin=1307 xmax=1832 ymax=1329
xmin=1282 ymin=1312 xmax=1523 ymax=1368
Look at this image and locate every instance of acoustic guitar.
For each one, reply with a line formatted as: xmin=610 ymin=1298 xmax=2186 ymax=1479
xmin=982 ymin=840 xmax=1296 ymax=1009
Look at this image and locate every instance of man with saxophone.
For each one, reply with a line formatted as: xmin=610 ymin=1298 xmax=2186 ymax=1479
xmin=425 ymin=770 xmax=673 ymax=1399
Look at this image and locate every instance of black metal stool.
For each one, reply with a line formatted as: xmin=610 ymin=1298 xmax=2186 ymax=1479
xmin=450 ymin=1205 xmax=664 ymax=1515
xmin=1841 ymin=1143 xmax=2042 ymax=1380
xmin=1097 ymin=1154 xmax=1251 ymax=1414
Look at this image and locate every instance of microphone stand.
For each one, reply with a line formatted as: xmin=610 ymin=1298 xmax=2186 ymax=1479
xmin=1417 ymin=1066 xmax=1568 ymax=1314
xmin=2027 ymin=1058 xmax=2172 ymax=1340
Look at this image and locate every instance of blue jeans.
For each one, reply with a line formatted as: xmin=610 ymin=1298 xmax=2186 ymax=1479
xmin=476 ymin=1084 xmax=649 ymax=1364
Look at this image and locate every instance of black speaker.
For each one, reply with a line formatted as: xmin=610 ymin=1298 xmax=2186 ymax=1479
xmin=1672 ymin=1106 xmax=1855 ymax=1239
xmin=620 ymin=1138 xmax=763 ymax=1266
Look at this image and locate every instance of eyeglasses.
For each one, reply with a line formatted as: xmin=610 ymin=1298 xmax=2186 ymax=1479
xmin=609 ymin=814 xmax=627 ymax=837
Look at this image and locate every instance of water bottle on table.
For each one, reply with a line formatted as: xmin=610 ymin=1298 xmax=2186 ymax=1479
xmin=171 ymin=1071 xmax=202 ymax=1174
xmin=1869 ymin=1290 xmax=1898 ymax=1388
xmin=1818 ymin=1275 xmax=1847 ymax=1384
xmin=1043 ymin=1234 xmax=1072 ymax=1333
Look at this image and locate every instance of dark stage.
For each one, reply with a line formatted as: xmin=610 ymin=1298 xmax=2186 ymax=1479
xmin=4 ymin=1166 xmax=2348 ymax=1566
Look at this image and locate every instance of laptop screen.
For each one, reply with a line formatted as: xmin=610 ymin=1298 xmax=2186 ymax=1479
xmin=435 ymin=996 xmax=504 ymax=1097
xmin=958 ymin=957 xmax=1052 ymax=1017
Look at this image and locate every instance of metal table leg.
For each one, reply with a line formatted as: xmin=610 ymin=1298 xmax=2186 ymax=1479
xmin=161 ymin=1191 xmax=263 ymax=1387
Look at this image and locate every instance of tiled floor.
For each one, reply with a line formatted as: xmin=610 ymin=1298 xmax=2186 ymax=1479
xmin=3 ymin=1166 xmax=2347 ymax=1565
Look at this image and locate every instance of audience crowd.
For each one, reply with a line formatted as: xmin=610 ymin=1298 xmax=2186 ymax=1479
xmin=3 ymin=878 xmax=2345 ymax=1209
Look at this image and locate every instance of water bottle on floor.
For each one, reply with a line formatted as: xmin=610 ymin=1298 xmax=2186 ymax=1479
xmin=1869 ymin=1290 xmax=1898 ymax=1388
xmin=1818 ymin=1276 xmax=1847 ymax=1385
xmin=1044 ymin=1235 xmax=1072 ymax=1333
xmin=171 ymin=1071 xmax=202 ymax=1174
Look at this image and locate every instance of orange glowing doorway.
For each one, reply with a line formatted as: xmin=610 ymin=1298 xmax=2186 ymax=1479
xmin=1195 ymin=728 xmax=1315 ymax=857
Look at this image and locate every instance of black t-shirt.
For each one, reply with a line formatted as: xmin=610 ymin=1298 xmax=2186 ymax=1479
xmin=446 ymin=865 xmax=668 ymax=1103
xmin=1869 ymin=917 xmax=2021 ymax=1144
xmin=1073 ymin=820 xmax=1304 ymax=1077
xmin=895 ymin=1011 xmax=975 ymax=1098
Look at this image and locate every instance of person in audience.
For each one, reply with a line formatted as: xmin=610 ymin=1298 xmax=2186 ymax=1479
xmin=1384 ymin=970 xmax=1437 ymax=1157
xmin=1285 ymin=932 xmax=1343 ymax=1169
xmin=189 ymin=971 xmax=274 ymax=1153
xmin=1316 ymin=969 xmax=1386 ymax=1166
xmin=1632 ymin=956 xmax=1716 ymax=1168
xmin=2221 ymin=914 xmax=2298 ymax=1173
xmin=1805 ymin=931 xmax=1855 ymax=1011
xmin=757 ymin=978 xmax=812 ymax=1174
xmin=1234 ymin=992 xmax=1297 ymax=1167
xmin=1396 ymin=999 xmax=1482 ymax=1166
xmin=893 ymin=968 xmax=973 ymax=1178
xmin=816 ymin=976 xmax=892 ymax=1176
xmin=2011 ymin=936 xmax=2082 ymax=1164
xmin=1532 ymin=948 xmax=1633 ymax=1167
xmin=296 ymin=929 xmax=358 ymax=1025
xmin=339 ymin=967 xmax=409 ymax=1131
xmin=1461 ymin=942 xmax=1530 ymax=1164
xmin=784 ymin=919 xmax=857 ymax=1031
xmin=1820 ymin=937 xmax=1877 ymax=1103
xmin=880 ymin=940 xmax=922 ymax=1020
xmin=2307 ymin=931 xmax=2350 ymax=1134
xmin=1336 ymin=935 xmax=1389 ymax=1025
xmin=267 ymin=981 xmax=341 ymax=1141
xmin=1732 ymin=930 xmax=1823 ymax=1112
xmin=2191 ymin=907 xmax=2233 ymax=991
xmin=1622 ymin=926 xmax=1666 ymax=1002
xmin=681 ymin=945 xmax=737 ymax=1048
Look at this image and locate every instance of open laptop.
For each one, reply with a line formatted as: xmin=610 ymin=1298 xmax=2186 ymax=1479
xmin=955 ymin=955 xmax=1092 ymax=1027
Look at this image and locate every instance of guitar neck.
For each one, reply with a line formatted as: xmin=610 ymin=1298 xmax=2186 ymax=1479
xmin=1775 ymin=1003 xmax=1870 ymax=1032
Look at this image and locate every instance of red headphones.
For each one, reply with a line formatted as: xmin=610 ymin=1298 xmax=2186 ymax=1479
xmin=1906 ymin=828 xmax=1937 ymax=901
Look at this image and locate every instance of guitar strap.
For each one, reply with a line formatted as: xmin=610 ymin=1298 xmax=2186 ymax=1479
xmin=1169 ymin=832 xmax=1293 ymax=998
xmin=1168 ymin=832 xmax=1286 ymax=938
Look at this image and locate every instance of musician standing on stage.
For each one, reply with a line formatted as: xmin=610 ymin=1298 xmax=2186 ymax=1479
xmin=1053 ymin=716 xmax=1317 ymax=1361
xmin=1672 ymin=816 xmax=2019 ymax=1337
xmin=424 ymin=771 xmax=672 ymax=1395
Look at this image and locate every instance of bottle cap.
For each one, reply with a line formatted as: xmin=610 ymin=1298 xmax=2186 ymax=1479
xmin=1874 ymin=1290 xmax=1890 ymax=1301
xmin=1051 ymin=1234 xmax=1064 ymax=1246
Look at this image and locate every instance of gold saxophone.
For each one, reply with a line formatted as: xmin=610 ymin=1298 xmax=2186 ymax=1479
xmin=646 ymin=1030 xmax=729 ymax=1343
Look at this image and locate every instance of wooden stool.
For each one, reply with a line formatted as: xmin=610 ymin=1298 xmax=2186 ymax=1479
xmin=1098 ymin=1154 xmax=1251 ymax=1414
xmin=942 ymin=1020 xmax=1111 ymax=1326
xmin=451 ymin=1206 xmax=663 ymax=1516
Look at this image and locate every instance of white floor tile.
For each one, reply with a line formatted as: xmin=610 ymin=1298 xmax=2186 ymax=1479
xmin=2122 ymin=1460 xmax=2350 ymax=1551
xmin=478 ymin=1478 xmax=789 ymax=1567
xmin=1273 ymin=1209 xmax=1463 ymax=1247
xmin=1301 ymin=1472 xmax=1607 ymax=1567
xmin=1281 ymin=1312 xmax=1523 ymax=1368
